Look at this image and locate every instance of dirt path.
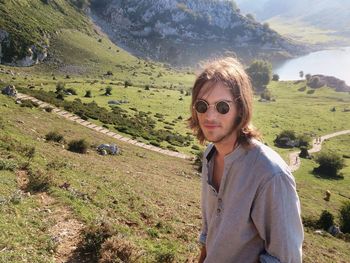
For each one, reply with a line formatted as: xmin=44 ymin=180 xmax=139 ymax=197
xmin=288 ymin=130 xmax=350 ymax=172
xmin=15 ymin=170 xmax=84 ymax=262
xmin=16 ymin=93 xmax=191 ymax=160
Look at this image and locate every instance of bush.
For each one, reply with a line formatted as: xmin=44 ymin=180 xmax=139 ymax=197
xmin=105 ymin=87 xmax=112 ymax=96
xmin=43 ymin=106 xmax=53 ymax=112
xmin=124 ymin=80 xmax=132 ymax=88
xmin=339 ymin=201 xmax=350 ymax=233
xmin=99 ymin=236 xmax=141 ymax=263
xmin=318 ymin=210 xmax=334 ymax=230
xmin=274 ymin=130 xmax=296 ymax=147
xmin=194 ymin=150 xmax=204 ymax=172
xmin=84 ymin=90 xmax=92 ymax=98
xmin=297 ymin=134 xmax=312 ymax=148
xmin=26 ymin=168 xmax=53 ymax=193
xmin=56 ymin=82 xmax=65 ymax=93
xmin=80 ymin=221 xmax=116 ymax=261
xmin=272 ymin=74 xmax=279 ymax=81
xmin=299 ymin=146 xmax=310 ymax=159
xmin=68 ymin=139 xmax=89 ymax=154
xmin=298 ymin=86 xmax=306 ymax=92
xmin=260 ymin=89 xmax=272 ymax=101
xmin=66 ymin=88 xmax=77 ymax=95
xmin=314 ymin=152 xmax=345 ymax=178
xmin=20 ymin=99 xmax=39 ymax=108
xmin=45 ymin=131 xmax=64 ymax=143
xmin=154 ymin=245 xmax=176 ymax=263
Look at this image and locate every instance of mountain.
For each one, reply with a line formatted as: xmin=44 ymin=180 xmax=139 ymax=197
xmin=235 ymin=0 xmax=350 ymax=45
xmin=90 ymin=0 xmax=305 ymax=66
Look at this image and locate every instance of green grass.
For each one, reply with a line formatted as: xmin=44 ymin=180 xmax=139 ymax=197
xmin=0 ymin=94 xmax=201 ymax=262
xmin=0 ymin=0 xmax=91 ymax=61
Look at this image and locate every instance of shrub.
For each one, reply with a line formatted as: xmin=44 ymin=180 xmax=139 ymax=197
xmin=79 ymin=221 xmax=116 ymax=261
xmin=194 ymin=150 xmax=204 ymax=172
xmin=314 ymin=152 xmax=345 ymax=178
xmin=20 ymin=99 xmax=39 ymax=108
xmin=124 ymin=80 xmax=132 ymax=88
xmin=66 ymin=88 xmax=77 ymax=95
xmin=154 ymin=245 xmax=176 ymax=263
xmin=68 ymin=139 xmax=89 ymax=154
xmin=105 ymin=87 xmax=112 ymax=96
xmin=299 ymin=146 xmax=310 ymax=159
xmin=26 ymin=168 xmax=53 ymax=193
xmin=318 ymin=210 xmax=334 ymax=230
xmin=43 ymin=106 xmax=53 ymax=112
xmin=298 ymin=86 xmax=306 ymax=92
xmin=307 ymin=89 xmax=315 ymax=94
xmin=339 ymin=201 xmax=350 ymax=233
xmin=272 ymin=74 xmax=279 ymax=81
xmin=45 ymin=131 xmax=64 ymax=143
xmin=99 ymin=236 xmax=141 ymax=263
xmin=297 ymin=134 xmax=312 ymax=148
xmin=260 ymin=89 xmax=272 ymax=101
xmin=191 ymin=145 xmax=200 ymax=150
xmin=56 ymin=82 xmax=65 ymax=92
xmin=84 ymin=90 xmax=92 ymax=98
xmin=274 ymin=130 xmax=296 ymax=147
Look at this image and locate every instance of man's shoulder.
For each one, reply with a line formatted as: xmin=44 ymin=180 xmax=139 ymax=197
xmin=248 ymin=139 xmax=290 ymax=176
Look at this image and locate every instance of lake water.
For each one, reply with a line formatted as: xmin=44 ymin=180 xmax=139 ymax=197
xmin=273 ymin=47 xmax=350 ymax=85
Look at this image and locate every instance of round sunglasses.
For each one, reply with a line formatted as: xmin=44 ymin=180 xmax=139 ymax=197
xmin=194 ymin=99 xmax=234 ymax=114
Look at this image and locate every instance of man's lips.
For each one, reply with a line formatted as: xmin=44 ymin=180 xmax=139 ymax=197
xmin=203 ymin=123 xmax=220 ymax=129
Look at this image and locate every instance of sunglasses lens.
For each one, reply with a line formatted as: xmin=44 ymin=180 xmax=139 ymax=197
xmin=195 ymin=100 xmax=208 ymax=113
xmin=216 ymin=101 xmax=230 ymax=114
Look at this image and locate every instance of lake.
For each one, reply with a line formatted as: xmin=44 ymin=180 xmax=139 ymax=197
xmin=273 ymin=47 xmax=350 ymax=85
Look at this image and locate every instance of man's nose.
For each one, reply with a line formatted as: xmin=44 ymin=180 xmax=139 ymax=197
xmin=204 ymin=106 xmax=218 ymax=120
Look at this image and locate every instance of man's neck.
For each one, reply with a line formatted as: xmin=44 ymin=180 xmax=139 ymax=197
xmin=214 ymin=134 xmax=238 ymax=159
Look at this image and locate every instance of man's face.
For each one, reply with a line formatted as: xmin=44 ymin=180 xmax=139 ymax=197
xmin=196 ymin=81 xmax=239 ymax=145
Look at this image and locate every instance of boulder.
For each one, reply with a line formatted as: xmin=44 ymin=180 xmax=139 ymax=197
xmin=1 ymin=85 xmax=17 ymax=97
xmin=97 ymin=143 xmax=120 ymax=155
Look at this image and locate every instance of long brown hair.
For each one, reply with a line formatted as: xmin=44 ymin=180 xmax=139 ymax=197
xmin=188 ymin=57 xmax=261 ymax=145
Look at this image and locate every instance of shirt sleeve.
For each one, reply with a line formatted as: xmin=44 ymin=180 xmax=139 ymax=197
xmin=251 ymin=171 xmax=304 ymax=263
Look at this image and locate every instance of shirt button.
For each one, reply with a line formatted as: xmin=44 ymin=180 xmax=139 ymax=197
xmin=218 ymin=198 xmax=222 ymax=203
xmin=217 ymin=208 xmax=221 ymax=214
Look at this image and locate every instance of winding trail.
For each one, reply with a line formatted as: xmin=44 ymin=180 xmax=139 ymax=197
xmin=16 ymin=93 xmax=191 ymax=160
xmin=288 ymin=130 xmax=350 ymax=172
xmin=15 ymin=92 xmax=350 ymax=168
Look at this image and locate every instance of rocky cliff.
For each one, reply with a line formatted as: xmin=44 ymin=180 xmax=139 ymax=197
xmin=90 ymin=0 xmax=306 ymax=66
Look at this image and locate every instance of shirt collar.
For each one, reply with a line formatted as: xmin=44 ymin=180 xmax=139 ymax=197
xmin=205 ymin=142 xmax=248 ymax=164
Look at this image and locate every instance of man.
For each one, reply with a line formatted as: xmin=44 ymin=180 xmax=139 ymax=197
xmin=188 ymin=57 xmax=303 ymax=263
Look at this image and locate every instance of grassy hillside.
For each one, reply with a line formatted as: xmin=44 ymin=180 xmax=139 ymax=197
xmin=0 ymin=0 xmax=91 ymax=61
xmin=1 ymin=86 xmax=349 ymax=262
xmin=0 ymin=94 xmax=201 ymax=262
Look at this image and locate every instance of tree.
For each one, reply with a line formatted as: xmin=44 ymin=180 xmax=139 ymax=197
xmin=272 ymin=74 xmax=279 ymax=81
xmin=299 ymin=71 xmax=304 ymax=79
xmin=339 ymin=201 xmax=350 ymax=233
xmin=305 ymin=74 xmax=312 ymax=82
xmin=314 ymin=152 xmax=345 ymax=178
xmin=246 ymin=60 xmax=272 ymax=91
